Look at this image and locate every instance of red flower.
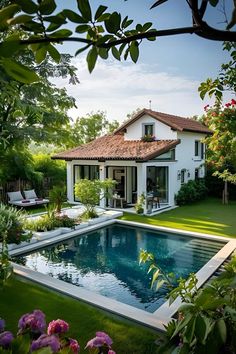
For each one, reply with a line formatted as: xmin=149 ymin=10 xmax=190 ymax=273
xmin=225 ymin=103 xmax=231 ymax=107
xmin=231 ymin=99 xmax=236 ymax=105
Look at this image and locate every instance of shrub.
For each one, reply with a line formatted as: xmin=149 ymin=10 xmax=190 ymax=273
xmin=0 ymin=204 xmax=31 ymax=245
xmin=0 ymin=310 xmax=116 ymax=353
xmin=49 ymin=185 xmax=67 ymax=213
xmin=25 ymin=212 xmax=76 ymax=232
xmin=175 ymin=179 xmax=208 ymax=206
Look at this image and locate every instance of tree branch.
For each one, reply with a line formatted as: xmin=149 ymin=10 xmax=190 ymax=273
xmin=20 ymin=23 xmax=236 ymax=52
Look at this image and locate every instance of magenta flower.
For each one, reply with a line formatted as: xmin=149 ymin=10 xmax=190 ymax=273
xmin=85 ymin=331 xmax=113 ymax=349
xmin=18 ymin=310 xmax=46 ymax=334
xmin=68 ymin=338 xmax=80 ymax=354
xmin=108 ymin=350 xmax=116 ymax=354
xmin=0 ymin=331 xmax=14 ymax=349
xmin=47 ymin=319 xmax=69 ymax=335
xmin=31 ymin=334 xmax=60 ymax=353
xmin=0 ymin=319 xmax=5 ymax=333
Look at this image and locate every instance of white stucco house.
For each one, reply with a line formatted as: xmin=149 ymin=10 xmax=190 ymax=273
xmin=53 ymin=109 xmax=211 ymax=213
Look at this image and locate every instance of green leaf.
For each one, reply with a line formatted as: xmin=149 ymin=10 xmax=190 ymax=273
xmin=96 ymin=13 xmax=110 ymax=22
xmin=75 ymin=44 xmax=91 ymax=56
xmin=43 ymin=14 xmax=67 ymax=25
xmin=15 ymin=0 xmax=38 ymax=14
xmin=0 ymin=38 xmax=22 ymax=57
xmin=35 ymin=46 xmax=47 ymax=64
xmin=7 ymin=14 xmax=33 ymax=25
xmin=122 ymin=16 xmax=133 ymax=29
xmin=86 ymin=46 xmax=98 ymax=73
xmin=129 ymin=41 xmax=139 ymax=63
xmin=0 ymin=4 xmax=20 ymax=30
xmin=98 ymin=47 xmax=109 ymax=59
xmin=47 ymin=44 xmax=61 ymax=63
xmin=95 ymin=5 xmax=108 ymax=20
xmin=171 ymin=313 xmax=193 ymax=339
xmin=105 ymin=12 xmax=121 ymax=33
xmin=155 ymin=279 xmax=165 ymax=291
xmin=151 ymin=0 xmax=168 ymax=9
xmin=209 ymin=0 xmax=219 ymax=6
xmin=62 ymin=9 xmax=87 ymax=23
xmin=111 ymin=46 xmax=120 ymax=60
xmin=75 ymin=24 xmax=91 ymax=33
xmin=2 ymin=58 xmax=40 ymax=84
xmin=119 ymin=42 xmax=126 ymax=55
xmin=50 ymin=29 xmax=72 ymax=37
xmin=39 ymin=0 xmax=56 ymax=15
xmin=142 ymin=22 xmax=153 ymax=31
xmin=77 ymin=0 xmax=92 ymax=22
xmin=215 ymin=319 xmax=227 ymax=345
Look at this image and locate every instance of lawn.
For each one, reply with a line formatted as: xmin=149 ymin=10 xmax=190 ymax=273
xmin=0 ymin=276 xmax=159 ymax=354
xmin=120 ymin=198 xmax=236 ymax=238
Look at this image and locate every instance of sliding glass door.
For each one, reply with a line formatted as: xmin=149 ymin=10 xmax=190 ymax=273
xmin=146 ymin=166 xmax=169 ymax=203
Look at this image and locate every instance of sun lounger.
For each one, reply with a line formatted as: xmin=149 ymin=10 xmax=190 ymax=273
xmin=7 ymin=190 xmax=49 ymax=207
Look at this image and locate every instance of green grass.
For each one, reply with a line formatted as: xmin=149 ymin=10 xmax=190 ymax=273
xmin=25 ymin=202 xmax=72 ymax=215
xmin=120 ymin=198 xmax=236 ymax=238
xmin=0 ymin=276 xmax=159 ymax=354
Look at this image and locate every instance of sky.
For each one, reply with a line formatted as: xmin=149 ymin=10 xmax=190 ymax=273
xmin=52 ymin=0 xmax=234 ymax=123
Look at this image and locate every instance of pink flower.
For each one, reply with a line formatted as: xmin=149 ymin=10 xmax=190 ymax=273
xmin=96 ymin=331 xmax=113 ymax=347
xmin=68 ymin=338 xmax=80 ymax=354
xmin=47 ymin=319 xmax=69 ymax=335
xmin=108 ymin=350 xmax=116 ymax=354
xmin=204 ymin=104 xmax=209 ymax=111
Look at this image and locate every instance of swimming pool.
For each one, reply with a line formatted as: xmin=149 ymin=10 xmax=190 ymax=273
xmin=14 ymin=224 xmax=224 ymax=313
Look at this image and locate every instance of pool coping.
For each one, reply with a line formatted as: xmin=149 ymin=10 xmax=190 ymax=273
xmin=10 ymin=219 xmax=236 ymax=332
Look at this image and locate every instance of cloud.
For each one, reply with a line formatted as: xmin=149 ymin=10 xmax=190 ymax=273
xmin=52 ymin=57 xmax=212 ymax=122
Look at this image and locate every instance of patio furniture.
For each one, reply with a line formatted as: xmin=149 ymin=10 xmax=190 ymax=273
xmin=112 ymin=195 xmax=126 ymax=208
xmin=7 ymin=190 xmax=49 ymax=207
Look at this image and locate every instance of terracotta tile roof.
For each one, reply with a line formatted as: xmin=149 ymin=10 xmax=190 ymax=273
xmin=115 ymin=108 xmax=212 ymax=135
xmin=52 ymin=135 xmax=180 ymax=161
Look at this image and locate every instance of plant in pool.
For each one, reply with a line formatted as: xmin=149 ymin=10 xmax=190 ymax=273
xmin=74 ymin=179 xmax=116 ymax=219
xmin=0 ymin=310 xmax=116 ymax=354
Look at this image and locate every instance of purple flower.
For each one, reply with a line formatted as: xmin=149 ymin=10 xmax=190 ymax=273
xmin=0 ymin=331 xmax=14 ymax=348
xmin=108 ymin=350 xmax=116 ymax=354
xmin=96 ymin=331 xmax=113 ymax=347
xmin=47 ymin=319 xmax=69 ymax=335
xmin=68 ymin=338 xmax=80 ymax=354
xmin=0 ymin=319 xmax=5 ymax=332
xmin=18 ymin=309 xmax=46 ymax=334
xmin=85 ymin=331 xmax=113 ymax=349
xmin=31 ymin=334 xmax=60 ymax=353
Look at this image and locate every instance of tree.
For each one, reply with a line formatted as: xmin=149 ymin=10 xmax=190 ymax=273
xmin=0 ymin=52 xmax=78 ymax=150
xmin=74 ymin=178 xmax=116 ymax=218
xmin=202 ymin=100 xmax=236 ymax=203
xmin=199 ymin=42 xmax=236 ymax=102
xmin=68 ymin=111 xmax=119 ymax=148
xmin=0 ymin=0 xmax=235 ymax=83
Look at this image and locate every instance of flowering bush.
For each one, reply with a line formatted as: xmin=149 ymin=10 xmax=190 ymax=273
xmin=141 ymin=134 xmax=156 ymax=142
xmin=0 ymin=310 xmax=116 ymax=354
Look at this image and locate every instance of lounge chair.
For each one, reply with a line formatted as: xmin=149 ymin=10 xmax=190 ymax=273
xmin=7 ymin=190 xmax=49 ymax=207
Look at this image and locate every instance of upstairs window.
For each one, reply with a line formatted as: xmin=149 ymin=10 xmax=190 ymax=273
xmin=143 ymin=123 xmax=154 ymax=137
xmin=195 ymin=141 xmax=204 ymax=159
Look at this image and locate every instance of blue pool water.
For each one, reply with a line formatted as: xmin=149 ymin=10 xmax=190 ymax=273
xmin=15 ymin=224 xmax=224 ymax=312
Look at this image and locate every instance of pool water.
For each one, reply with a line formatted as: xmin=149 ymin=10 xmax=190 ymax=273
xmin=15 ymin=224 xmax=224 ymax=312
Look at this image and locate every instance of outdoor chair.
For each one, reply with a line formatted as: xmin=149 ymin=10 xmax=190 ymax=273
xmin=7 ymin=189 xmax=49 ymax=207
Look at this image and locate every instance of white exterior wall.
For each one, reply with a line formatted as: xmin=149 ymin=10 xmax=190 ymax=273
xmin=124 ymin=114 xmax=177 ymax=140
xmin=174 ymin=131 xmax=206 ymax=195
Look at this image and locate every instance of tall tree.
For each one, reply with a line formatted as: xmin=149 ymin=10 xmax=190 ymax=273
xmin=0 ymin=0 xmax=235 ymax=83
xmin=0 ymin=51 xmax=78 ymax=150
xmin=68 ymin=111 xmax=119 ymax=148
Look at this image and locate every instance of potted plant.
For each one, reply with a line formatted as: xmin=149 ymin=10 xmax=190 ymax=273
xmin=135 ymin=193 xmax=145 ymax=214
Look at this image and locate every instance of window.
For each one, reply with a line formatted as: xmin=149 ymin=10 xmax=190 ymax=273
xmin=181 ymin=169 xmax=185 ymax=184
xmin=155 ymin=149 xmax=175 ymax=160
xmin=143 ymin=123 xmax=154 ymax=136
xmin=195 ymin=141 xmax=205 ymax=159
xmin=195 ymin=140 xmax=199 ymax=156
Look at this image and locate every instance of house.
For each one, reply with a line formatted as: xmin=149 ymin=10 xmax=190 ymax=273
xmin=52 ymin=109 xmax=211 ymax=213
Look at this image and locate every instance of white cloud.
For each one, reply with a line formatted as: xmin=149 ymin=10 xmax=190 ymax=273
xmin=52 ymin=57 xmax=217 ymax=123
